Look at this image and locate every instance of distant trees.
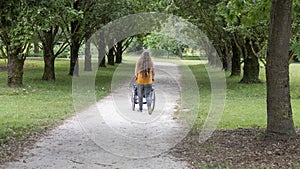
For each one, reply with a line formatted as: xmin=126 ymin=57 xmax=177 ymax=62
xmin=172 ymin=0 xmax=299 ymax=85
xmin=142 ymin=34 xmax=186 ymax=56
xmin=217 ymin=0 xmax=271 ymax=83
xmin=172 ymin=0 xmax=231 ymax=68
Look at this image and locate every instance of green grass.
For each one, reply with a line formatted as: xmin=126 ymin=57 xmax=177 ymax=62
xmin=185 ymin=61 xmax=300 ymax=130
xmin=0 ymin=59 xmax=115 ymax=144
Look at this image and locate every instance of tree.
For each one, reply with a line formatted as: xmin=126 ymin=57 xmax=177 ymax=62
xmin=0 ymin=0 xmax=36 ymax=87
xmin=36 ymin=0 xmax=73 ymax=81
xmin=69 ymin=0 xmax=131 ymax=72
xmin=142 ymin=34 xmax=186 ymax=57
xmin=173 ymin=0 xmax=231 ymax=67
xmin=69 ymin=0 xmax=83 ymax=76
xmin=68 ymin=0 xmax=101 ymax=75
xmin=216 ymin=0 xmax=270 ymax=83
xmin=107 ymin=47 xmax=115 ymax=66
xmin=266 ymin=0 xmax=296 ymax=138
xmin=84 ymin=32 xmax=92 ymax=71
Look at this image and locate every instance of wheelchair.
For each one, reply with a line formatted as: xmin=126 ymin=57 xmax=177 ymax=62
xmin=131 ymin=83 xmax=155 ymax=111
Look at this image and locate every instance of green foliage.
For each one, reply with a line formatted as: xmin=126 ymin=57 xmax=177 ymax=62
xmin=0 ymin=0 xmax=37 ymax=53
xmin=128 ymin=0 xmax=172 ymax=13
xmin=291 ymin=42 xmax=300 ymax=57
xmin=142 ymin=34 xmax=186 ymax=54
xmin=292 ymin=0 xmax=300 ymax=57
xmin=126 ymin=37 xmax=144 ymax=52
xmin=216 ymin=0 xmax=270 ymax=41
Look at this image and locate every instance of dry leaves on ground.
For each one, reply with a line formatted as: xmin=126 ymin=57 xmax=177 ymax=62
xmin=171 ymin=128 xmax=300 ymax=169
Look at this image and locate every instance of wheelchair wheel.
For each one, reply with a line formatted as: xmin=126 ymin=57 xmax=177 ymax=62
xmin=131 ymin=90 xmax=136 ymax=111
xmin=151 ymin=90 xmax=155 ymax=111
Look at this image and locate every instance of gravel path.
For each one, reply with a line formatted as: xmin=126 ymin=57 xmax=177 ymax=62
xmin=1 ymin=62 xmax=192 ymax=169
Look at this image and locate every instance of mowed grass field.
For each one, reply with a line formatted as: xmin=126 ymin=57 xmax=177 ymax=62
xmin=0 ymin=59 xmax=116 ymax=144
xmin=1 ymin=56 xmax=300 ymax=146
xmin=187 ymin=60 xmax=300 ymax=130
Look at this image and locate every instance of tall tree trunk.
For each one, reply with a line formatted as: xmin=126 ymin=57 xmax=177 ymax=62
xmin=221 ymin=48 xmax=229 ymax=71
xmin=115 ymin=41 xmax=123 ymax=64
xmin=69 ymin=18 xmax=80 ymax=76
xmin=40 ymin=29 xmax=56 ymax=81
xmin=266 ymin=0 xmax=295 ymax=138
xmin=98 ymin=53 xmax=106 ymax=67
xmin=108 ymin=47 xmax=115 ymax=66
xmin=212 ymin=45 xmax=222 ymax=66
xmin=3 ymin=31 xmax=26 ymax=87
xmin=7 ymin=51 xmax=25 ymax=87
xmin=98 ymin=31 xmax=106 ymax=67
xmin=84 ymin=34 xmax=92 ymax=71
xmin=231 ymin=39 xmax=241 ymax=76
xmin=69 ymin=42 xmax=80 ymax=76
xmin=240 ymin=38 xmax=260 ymax=83
xmin=69 ymin=1 xmax=81 ymax=76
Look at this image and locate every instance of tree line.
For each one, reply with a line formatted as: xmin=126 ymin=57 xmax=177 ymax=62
xmin=172 ymin=0 xmax=300 ymax=83
xmin=0 ymin=0 xmax=139 ymax=86
xmin=0 ymin=0 xmax=298 ymax=138
xmin=2 ymin=0 xmax=299 ymax=86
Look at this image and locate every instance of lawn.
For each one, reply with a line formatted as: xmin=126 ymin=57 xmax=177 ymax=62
xmin=185 ymin=61 xmax=300 ymax=130
xmin=0 ymin=59 xmax=116 ymax=145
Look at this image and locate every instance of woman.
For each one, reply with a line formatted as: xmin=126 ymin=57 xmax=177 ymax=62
xmin=135 ymin=51 xmax=155 ymax=114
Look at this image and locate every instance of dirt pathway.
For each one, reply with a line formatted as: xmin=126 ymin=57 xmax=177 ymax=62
xmin=1 ymin=62 xmax=192 ymax=169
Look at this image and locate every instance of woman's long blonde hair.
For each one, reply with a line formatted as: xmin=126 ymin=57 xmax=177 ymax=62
xmin=136 ymin=51 xmax=153 ymax=78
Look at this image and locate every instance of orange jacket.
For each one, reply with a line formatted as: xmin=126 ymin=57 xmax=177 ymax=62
xmin=136 ymin=68 xmax=154 ymax=84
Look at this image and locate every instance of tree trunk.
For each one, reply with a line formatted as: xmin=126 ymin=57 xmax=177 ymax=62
xmin=84 ymin=35 xmax=92 ymax=71
xmin=108 ymin=47 xmax=115 ymax=66
xmin=34 ymin=41 xmax=39 ymax=54
xmin=41 ymin=29 xmax=56 ymax=81
xmin=69 ymin=18 xmax=80 ymax=76
xmin=221 ymin=48 xmax=229 ymax=71
xmin=178 ymin=47 xmax=183 ymax=60
xmin=240 ymin=38 xmax=260 ymax=83
xmin=3 ymin=31 xmax=26 ymax=87
xmin=42 ymin=45 xmax=56 ymax=81
xmin=115 ymin=41 xmax=123 ymax=64
xmin=212 ymin=45 xmax=221 ymax=66
xmin=69 ymin=1 xmax=81 ymax=76
xmin=7 ymin=52 xmax=25 ymax=87
xmin=98 ymin=31 xmax=106 ymax=67
xmin=98 ymin=49 xmax=106 ymax=67
xmin=42 ymin=55 xmax=55 ymax=81
xmin=69 ymin=42 xmax=80 ymax=76
xmin=231 ymin=39 xmax=241 ymax=76
xmin=266 ymin=0 xmax=295 ymax=138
